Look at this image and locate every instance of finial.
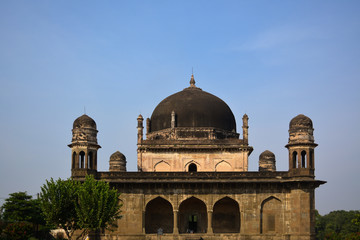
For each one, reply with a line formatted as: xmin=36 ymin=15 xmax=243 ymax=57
xmin=84 ymin=106 xmax=86 ymax=115
xmin=190 ymin=74 xmax=196 ymax=87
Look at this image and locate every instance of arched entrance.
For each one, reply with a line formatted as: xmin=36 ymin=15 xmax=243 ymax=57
xmin=145 ymin=197 xmax=173 ymax=233
xmin=178 ymin=197 xmax=207 ymax=233
xmin=260 ymin=196 xmax=283 ymax=234
xmin=212 ymin=197 xmax=240 ymax=233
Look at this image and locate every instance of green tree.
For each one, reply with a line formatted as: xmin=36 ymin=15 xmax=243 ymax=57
xmin=0 ymin=191 xmax=44 ymax=225
xmin=40 ymin=176 xmax=122 ymax=240
xmin=316 ymin=210 xmax=360 ymax=240
xmin=75 ymin=175 xmax=122 ymax=240
xmin=40 ymin=178 xmax=79 ymax=240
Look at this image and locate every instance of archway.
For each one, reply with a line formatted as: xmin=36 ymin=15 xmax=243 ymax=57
xmin=179 ymin=197 xmax=207 ymax=233
xmin=145 ymin=197 xmax=173 ymax=233
xmin=212 ymin=197 xmax=240 ymax=233
xmin=260 ymin=196 xmax=283 ymax=234
xmin=188 ymin=163 xmax=197 ymax=172
xmin=79 ymin=151 xmax=85 ymax=169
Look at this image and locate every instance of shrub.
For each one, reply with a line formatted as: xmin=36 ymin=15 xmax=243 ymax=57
xmin=3 ymin=221 xmax=33 ymax=240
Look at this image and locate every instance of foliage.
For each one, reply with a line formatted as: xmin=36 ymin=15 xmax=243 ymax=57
xmin=40 ymin=175 xmax=122 ymax=240
xmin=3 ymin=221 xmax=34 ymax=240
xmin=0 ymin=192 xmax=44 ymax=225
xmin=316 ymin=210 xmax=360 ymax=240
xmin=75 ymin=175 xmax=122 ymax=240
xmin=40 ymin=178 xmax=79 ymax=240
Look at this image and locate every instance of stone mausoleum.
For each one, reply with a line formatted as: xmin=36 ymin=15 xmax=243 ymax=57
xmin=70 ymin=75 xmax=325 ymax=240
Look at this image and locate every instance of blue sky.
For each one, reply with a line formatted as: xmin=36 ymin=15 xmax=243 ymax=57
xmin=0 ymin=0 xmax=359 ymax=215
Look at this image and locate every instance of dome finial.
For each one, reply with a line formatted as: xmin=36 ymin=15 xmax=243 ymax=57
xmin=190 ymin=73 xmax=196 ymax=87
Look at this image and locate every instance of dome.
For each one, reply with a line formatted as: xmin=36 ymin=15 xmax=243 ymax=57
xmin=110 ymin=151 xmax=126 ymax=161
xmin=259 ymin=150 xmax=276 ymax=172
xmin=109 ymin=151 xmax=126 ymax=172
xmin=289 ymin=114 xmax=313 ymax=131
xmin=259 ymin=150 xmax=275 ymax=160
xmin=150 ymin=75 xmax=236 ymax=133
xmin=73 ymin=114 xmax=97 ymax=129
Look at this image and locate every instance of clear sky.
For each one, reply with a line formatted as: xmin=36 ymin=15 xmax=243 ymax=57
xmin=0 ymin=0 xmax=359 ymax=215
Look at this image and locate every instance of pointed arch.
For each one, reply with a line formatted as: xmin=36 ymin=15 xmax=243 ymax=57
xmin=178 ymin=197 xmax=207 ymax=233
xmin=72 ymin=152 xmax=77 ymax=169
xmin=260 ymin=196 xmax=283 ymax=234
xmin=292 ymin=151 xmax=298 ymax=168
xmin=79 ymin=151 xmax=85 ymax=169
xmin=184 ymin=160 xmax=200 ymax=172
xmin=88 ymin=151 xmax=93 ymax=169
xmin=301 ymin=150 xmax=307 ymax=168
xmin=145 ymin=197 xmax=174 ymax=233
xmin=215 ymin=160 xmax=233 ymax=171
xmin=154 ymin=160 xmax=170 ymax=172
xmin=212 ymin=197 xmax=240 ymax=233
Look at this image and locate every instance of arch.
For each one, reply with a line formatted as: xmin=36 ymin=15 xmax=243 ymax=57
xmin=309 ymin=150 xmax=314 ymax=168
xmin=72 ymin=152 xmax=77 ymax=169
xmin=292 ymin=151 xmax=298 ymax=168
xmin=184 ymin=160 xmax=200 ymax=172
xmin=212 ymin=197 xmax=240 ymax=233
xmin=79 ymin=151 xmax=85 ymax=169
xmin=260 ymin=196 xmax=283 ymax=234
xmin=179 ymin=197 xmax=207 ymax=234
xmin=88 ymin=152 xmax=93 ymax=169
xmin=188 ymin=163 xmax=197 ymax=172
xmin=154 ymin=160 xmax=170 ymax=172
xmin=145 ymin=197 xmax=174 ymax=234
xmin=301 ymin=151 xmax=307 ymax=168
xmin=215 ymin=160 xmax=232 ymax=171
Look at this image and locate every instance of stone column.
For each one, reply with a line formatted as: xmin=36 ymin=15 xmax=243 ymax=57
xmin=173 ymin=210 xmax=179 ymax=234
xmin=207 ymin=210 xmax=213 ymax=233
xmin=85 ymin=151 xmax=88 ymax=169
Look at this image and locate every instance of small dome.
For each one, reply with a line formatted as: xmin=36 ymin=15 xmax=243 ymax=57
xmin=109 ymin=151 xmax=126 ymax=172
xmin=73 ymin=114 xmax=97 ymax=129
xmin=110 ymin=151 xmax=126 ymax=161
xmin=289 ymin=114 xmax=313 ymax=131
xmin=259 ymin=150 xmax=275 ymax=160
xmin=259 ymin=150 xmax=276 ymax=172
xmin=150 ymin=75 xmax=236 ymax=133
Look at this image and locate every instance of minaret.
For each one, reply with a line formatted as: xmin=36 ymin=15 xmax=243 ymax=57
xmin=171 ymin=111 xmax=176 ymax=128
xmin=137 ymin=114 xmax=144 ymax=144
xmin=242 ymin=114 xmax=249 ymax=144
xmin=68 ymin=114 xmax=101 ymax=175
xmin=285 ymin=114 xmax=317 ymax=176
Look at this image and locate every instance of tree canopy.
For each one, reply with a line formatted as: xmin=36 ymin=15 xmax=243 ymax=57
xmin=0 ymin=191 xmax=44 ymax=225
xmin=39 ymin=175 xmax=122 ymax=240
xmin=40 ymin=178 xmax=79 ymax=239
xmin=316 ymin=210 xmax=360 ymax=240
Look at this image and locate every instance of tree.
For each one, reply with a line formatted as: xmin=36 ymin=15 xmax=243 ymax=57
xmin=0 ymin=191 xmax=44 ymax=225
xmin=40 ymin=178 xmax=79 ymax=239
xmin=75 ymin=175 xmax=122 ymax=240
xmin=316 ymin=210 xmax=360 ymax=240
xmin=40 ymin=176 xmax=122 ymax=240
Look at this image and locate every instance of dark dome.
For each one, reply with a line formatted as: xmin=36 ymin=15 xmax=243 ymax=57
xmin=289 ymin=114 xmax=313 ymax=130
xmin=110 ymin=151 xmax=126 ymax=161
xmin=73 ymin=114 xmax=97 ymax=129
xmin=150 ymin=78 xmax=236 ymax=132
xmin=259 ymin=150 xmax=275 ymax=160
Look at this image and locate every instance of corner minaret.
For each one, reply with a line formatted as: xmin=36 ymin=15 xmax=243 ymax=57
xmin=68 ymin=114 xmax=101 ymax=175
xmin=242 ymin=114 xmax=249 ymax=144
xmin=285 ymin=114 xmax=318 ymax=176
xmin=137 ymin=114 xmax=144 ymax=144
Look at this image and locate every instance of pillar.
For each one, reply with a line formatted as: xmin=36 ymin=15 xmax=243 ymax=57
xmin=207 ymin=210 xmax=213 ymax=234
xmin=173 ymin=210 xmax=179 ymax=234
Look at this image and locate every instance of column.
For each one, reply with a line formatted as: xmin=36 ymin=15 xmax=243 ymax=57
xmin=173 ymin=210 xmax=179 ymax=234
xmin=207 ymin=210 xmax=213 ymax=234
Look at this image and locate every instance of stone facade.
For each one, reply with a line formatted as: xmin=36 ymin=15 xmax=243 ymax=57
xmin=70 ymin=75 xmax=325 ymax=240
